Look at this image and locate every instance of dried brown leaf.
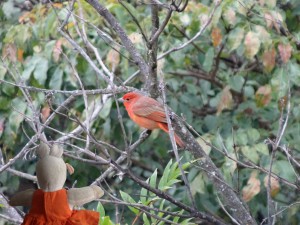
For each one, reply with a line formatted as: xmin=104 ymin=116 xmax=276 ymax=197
xmin=129 ymin=33 xmax=143 ymax=44
xmin=263 ymin=176 xmax=280 ymax=197
xmin=217 ymin=86 xmax=233 ymax=115
xmin=262 ymin=48 xmax=276 ymax=72
xmin=255 ymin=85 xmax=272 ymax=107
xmin=17 ymin=48 xmax=24 ymax=62
xmin=211 ymin=27 xmax=222 ymax=47
xmin=106 ymin=48 xmax=120 ymax=72
xmin=264 ymin=12 xmax=273 ymax=28
xmin=53 ymin=39 xmax=63 ymax=62
xmin=2 ymin=43 xmax=17 ymax=62
xmin=41 ymin=105 xmax=51 ymax=123
xmin=278 ymin=43 xmax=292 ymax=64
xmin=242 ymin=171 xmax=261 ymax=202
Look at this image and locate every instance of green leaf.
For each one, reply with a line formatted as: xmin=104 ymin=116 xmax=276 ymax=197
xmin=204 ymin=115 xmax=218 ymax=130
xmin=2 ymin=1 xmax=20 ymax=20
xmin=140 ymin=187 xmax=148 ymax=205
xmin=102 ymin=216 xmax=114 ymax=225
xmin=49 ymin=67 xmax=63 ymax=90
xmin=9 ymin=97 xmax=27 ymax=133
xmin=244 ymin=86 xmax=255 ymax=98
xmin=196 ymin=135 xmax=212 ymax=155
xmin=1 ymin=82 xmax=15 ymax=96
xmin=203 ymin=47 xmax=214 ymax=72
xmin=100 ymin=98 xmax=112 ymax=119
xmin=33 ymin=56 xmax=48 ymax=85
xmin=273 ymin=160 xmax=295 ymax=181
xmin=149 ymin=169 xmax=158 ymax=197
xmin=228 ymin=28 xmax=244 ymax=52
xmin=229 ymin=75 xmax=245 ymax=92
xmin=149 ymin=169 xmax=157 ymax=188
xmin=143 ymin=213 xmax=151 ymax=225
xmin=191 ymin=173 xmax=206 ymax=195
xmin=253 ymin=143 xmax=269 ymax=155
xmin=247 ymin=128 xmax=260 ymax=143
xmin=235 ymin=130 xmax=248 ymax=146
xmin=0 ymin=65 xmax=7 ymax=80
xmin=119 ymin=191 xmax=139 ymax=214
xmin=22 ymin=60 xmax=36 ymax=81
xmin=45 ymin=10 xmax=58 ymax=38
xmin=158 ymin=159 xmax=172 ymax=190
xmin=0 ymin=97 xmax=10 ymax=110
xmin=97 ymin=202 xmax=105 ymax=224
xmin=241 ymin=146 xmax=259 ymax=163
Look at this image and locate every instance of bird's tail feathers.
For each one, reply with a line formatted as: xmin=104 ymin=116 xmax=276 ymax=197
xmin=158 ymin=123 xmax=185 ymax=148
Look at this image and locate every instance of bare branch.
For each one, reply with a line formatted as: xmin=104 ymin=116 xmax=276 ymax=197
xmin=85 ymin=0 xmax=151 ymax=83
xmin=158 ymin=0 xmax=221 ymax=60
xmin=159 ymin=81 xmax=196 ymax=208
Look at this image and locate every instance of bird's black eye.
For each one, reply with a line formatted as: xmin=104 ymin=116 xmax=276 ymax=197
xmin=126 ymin=98 xmax=130 ymax=101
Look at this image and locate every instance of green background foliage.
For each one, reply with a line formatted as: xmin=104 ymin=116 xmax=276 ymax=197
xmin=1 ymin=0 xmax=300 ymax=224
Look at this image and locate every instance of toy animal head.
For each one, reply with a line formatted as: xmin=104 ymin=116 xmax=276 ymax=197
xmin=36 ymin=143 xmax=67 ymax=192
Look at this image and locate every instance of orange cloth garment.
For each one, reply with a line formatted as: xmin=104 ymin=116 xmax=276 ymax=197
xmin=22 ymin=189 xmax=99 ymax=225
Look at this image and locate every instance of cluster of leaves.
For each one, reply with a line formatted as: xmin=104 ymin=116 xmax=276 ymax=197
xmin=97 ymin=160 xmax=193 ymax=225
xmin=1 ymin=0 xmax=300 ymax=224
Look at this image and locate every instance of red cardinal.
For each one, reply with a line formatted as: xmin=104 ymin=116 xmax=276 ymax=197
xmin=120 ymin=92 xmax=184 ymax=147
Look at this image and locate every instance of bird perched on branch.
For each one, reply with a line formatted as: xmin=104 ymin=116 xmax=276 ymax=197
xmin=120 ymin=92 xmax=184 ymax=147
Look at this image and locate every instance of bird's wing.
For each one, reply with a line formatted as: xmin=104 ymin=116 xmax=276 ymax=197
xmin=131 ymin=97 xmax=167 ymax=123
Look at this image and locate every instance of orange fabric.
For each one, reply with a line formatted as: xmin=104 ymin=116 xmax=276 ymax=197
xmin=21 ymin=189 xmax=99 ymax=225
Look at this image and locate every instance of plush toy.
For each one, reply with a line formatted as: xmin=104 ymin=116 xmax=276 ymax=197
xmin=9 ymin=143 xmax=104 ymax=225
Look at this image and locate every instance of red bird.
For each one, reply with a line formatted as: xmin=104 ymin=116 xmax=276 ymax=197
xmin=121 ymin=92 xmax=184 ymax=147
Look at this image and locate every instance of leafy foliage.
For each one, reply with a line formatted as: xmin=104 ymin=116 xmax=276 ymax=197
xmin=1 ymin=0 xmax=300 ymax=224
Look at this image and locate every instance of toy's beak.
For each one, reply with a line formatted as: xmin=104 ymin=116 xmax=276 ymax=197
xmin=118 ymin=98 xmax=124 ymax=103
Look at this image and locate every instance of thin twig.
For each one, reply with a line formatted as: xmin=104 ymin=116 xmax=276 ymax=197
xmin=119 ymin=0 xmax=148 ymax=43
xmin=159 ymin=82 xmax=196 ymax=209
xmin=158 ymin=0 xmax=221 ymax=60
xmin=149 ymin=9 xmax=173 ymax=45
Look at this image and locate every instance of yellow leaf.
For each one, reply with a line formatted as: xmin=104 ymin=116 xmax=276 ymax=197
xmin=244 ymin=31 xmax=261 ymax=59
xmin=2 ymin=43 xmax=17 ymax=62
xmin=242 ymin=171 xmax=261 ymax=202
xmin=223 ymin=8 xmax=236 ymax=25
xmin=255 ymin=85 xmax=272 ymax=107
xmin=217 ymin=86 xmax=233 ymax=115
xmin=106 ymin=48 xmax=120 ymax=72
xmin=262 ymin=48 xmax=276 ymax=72
xmin=53 ymin=39 xmax=63 ymax=62
xmin=211 ymin=27 xmax=222 ymax=47
xmin=129 ymin=33 xmax=143 ymax=44
xmin=264 ymin=12 xmax=273 ymax=28
xmin=52 ymin=3 xmax=64 ymax=8
xmin=19 ymin=11 xmax=36 ymax=24
xmin=17 ymin=48 xmax=24 ymax=62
